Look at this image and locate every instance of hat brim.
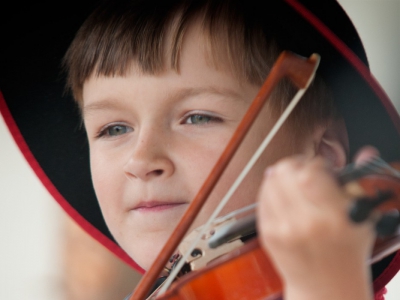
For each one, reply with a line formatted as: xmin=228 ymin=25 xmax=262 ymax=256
xmin=1 ymin=0 xmax=399 ymax=291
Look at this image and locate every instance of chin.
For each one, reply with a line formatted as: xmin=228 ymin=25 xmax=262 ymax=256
xmin=124 ymin=233 xmax=171 ymax=271
xmin=131 ymin=245 xmax=163 ymax=271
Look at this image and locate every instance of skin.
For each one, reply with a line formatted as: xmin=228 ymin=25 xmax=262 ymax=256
xmin=82 ymin=20 xmax=374 ymax=300
xmin=257 ymin=154 xmax=375 ymax=300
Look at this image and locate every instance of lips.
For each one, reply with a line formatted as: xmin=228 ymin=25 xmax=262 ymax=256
xmin=132 ymin=201 xmax=188 ymax=212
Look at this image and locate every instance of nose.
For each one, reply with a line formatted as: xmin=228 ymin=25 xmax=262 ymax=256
xmin=123 ymin=133 xmax=174 ymax=181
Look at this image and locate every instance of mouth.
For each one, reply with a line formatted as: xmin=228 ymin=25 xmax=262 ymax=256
xmin=132 ymin=201 xmax=188 ymax=212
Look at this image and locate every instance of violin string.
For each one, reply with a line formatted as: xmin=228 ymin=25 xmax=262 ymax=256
xmin=339 ymin=158 xmax=379 ymax=178
xmin=338 ymin=156 xmax=398 ymax=183
xmin=376 ymin=158 xmax=400 ymax=177
xmin=362 ymin=157 xmax=400 ymax=177
xmin=158 ymin=60 xmax=320 ymax=294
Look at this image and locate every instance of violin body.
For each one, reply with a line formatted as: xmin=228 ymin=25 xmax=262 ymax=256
xmin=154 ymin=159 xmax=400 ymax=300
xmin=157 ymin=239 xmax=282 ymax=300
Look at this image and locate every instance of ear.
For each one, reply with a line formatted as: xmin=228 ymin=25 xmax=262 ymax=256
xmin=314 ymin=118 xmax=349 ymax=170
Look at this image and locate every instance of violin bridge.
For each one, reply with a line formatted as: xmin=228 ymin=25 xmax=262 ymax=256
xmin=178 ymin=218 xmax=245 ymax=271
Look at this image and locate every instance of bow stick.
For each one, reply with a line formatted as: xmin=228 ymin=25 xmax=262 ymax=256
xmin=130 ymin=51 xmax=321 ymax=300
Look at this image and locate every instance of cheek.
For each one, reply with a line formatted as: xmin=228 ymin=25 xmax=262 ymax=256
xmin=90 ymin=151 xmax=107 ymax=193
xmin=210 ymin=121 xmax=302 ymax=215
xmin=182 ymin=143 xmax=228 ymax=197
xmin=89 ymin=149 xmax=124 ymax=213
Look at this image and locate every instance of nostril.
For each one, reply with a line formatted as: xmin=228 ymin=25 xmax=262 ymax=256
xmin=154 ymin=169 xmax=163 ymax=176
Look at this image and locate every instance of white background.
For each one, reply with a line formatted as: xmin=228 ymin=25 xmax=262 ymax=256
xmin=1 ymin=0 xmax=399 ymax=299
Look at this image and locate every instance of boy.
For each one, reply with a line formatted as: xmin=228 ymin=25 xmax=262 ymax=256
xmin=1 ymin=0 xmax=399 ymax=299
xmin=61 ymin=0 xmax=399 ymax=299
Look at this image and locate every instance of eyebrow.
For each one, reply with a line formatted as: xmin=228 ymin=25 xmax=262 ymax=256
xmin=169 ymin=86 xmax=245 ymax=103
xmin=83 ymin=86 xmax=246 ymax=116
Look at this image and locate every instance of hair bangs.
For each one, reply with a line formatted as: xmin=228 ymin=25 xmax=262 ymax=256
xmin=63 ymin=0 xmax=278 ymax=103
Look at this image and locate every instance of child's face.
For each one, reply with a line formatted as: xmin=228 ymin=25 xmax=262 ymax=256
xmin=82 ymin=22 xmax=314 ymax=270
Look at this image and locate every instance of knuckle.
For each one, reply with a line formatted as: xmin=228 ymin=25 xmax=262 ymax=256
xmin=297 ymin=167 xmax=315 ymax=187
xmin=274 ymin=157 xmax=300 ymax=176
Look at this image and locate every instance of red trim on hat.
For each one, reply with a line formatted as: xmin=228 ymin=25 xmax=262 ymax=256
xmin=0 ymin=91 xmax=145 ymax=275
xmin=285 ymin=0 xmax=400 ymax=291
xmin=373 ymin=253 xmax=400 ymax=293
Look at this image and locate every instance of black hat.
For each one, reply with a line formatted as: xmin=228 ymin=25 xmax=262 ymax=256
xmin=1 ymin=0 xmax=399 ymax=293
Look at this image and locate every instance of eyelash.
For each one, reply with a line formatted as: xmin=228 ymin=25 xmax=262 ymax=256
xmin=95 ymin=123 xmax=132 ymax=138
xmin=182 ymin=112 xmax=222 ymax=125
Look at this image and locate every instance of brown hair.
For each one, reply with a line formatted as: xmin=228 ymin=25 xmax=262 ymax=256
xmin=63 ymin=0 xmax=337 ymax=134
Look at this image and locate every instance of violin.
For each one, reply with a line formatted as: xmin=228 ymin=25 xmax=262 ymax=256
xmin=129 ymin=52 xmax=400 ymax=300
xmin=155 ymin=158 xmax=400 ymax=300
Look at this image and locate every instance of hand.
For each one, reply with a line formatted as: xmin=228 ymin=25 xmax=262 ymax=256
xmin=256 ymin=147 xmax=378 ymax=300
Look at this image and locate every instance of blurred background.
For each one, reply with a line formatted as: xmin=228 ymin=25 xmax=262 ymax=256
xmin=1 ymin=0 xmax=399 ymax=299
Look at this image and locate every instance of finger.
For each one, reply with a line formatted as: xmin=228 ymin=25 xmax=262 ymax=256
xmin=353 ymin=146 xmax=380 ymax=166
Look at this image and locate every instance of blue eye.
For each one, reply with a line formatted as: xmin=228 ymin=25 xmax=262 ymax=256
xmin=97 ymin=124 xmax=132 ymax=138
xmin=107 ymin=125 xmax=128 ymax=135
xmin=185 ymin=113 xmax=223 ymax=125
xmin=187 ymin=114 xmax=212 ymax=124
